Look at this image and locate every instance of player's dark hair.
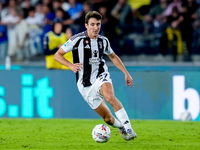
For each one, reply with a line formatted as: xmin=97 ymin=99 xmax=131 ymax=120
xmin=85 ymin=11 xmax=102 ymax=24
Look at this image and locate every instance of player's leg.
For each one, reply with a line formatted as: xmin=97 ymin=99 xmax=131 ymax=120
xmin=94 ymin=100 xmax=123 ymax=128
xmin=100 ymin=82 xmax=137 ymax=140
xmin=100 ymin=82 xmax=131 ymax=124
xmin=100 ymin=82 xmax=123 ymax=112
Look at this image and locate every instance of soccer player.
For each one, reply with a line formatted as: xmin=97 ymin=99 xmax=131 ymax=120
xmin=54 ymin=11 xmax=137 ymax=141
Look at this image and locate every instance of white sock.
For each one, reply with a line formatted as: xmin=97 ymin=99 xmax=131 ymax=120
xmin=112 ymin=118 xmax=123 ymax=128
xmin=115 ymin=108 xmax=132 ymax=128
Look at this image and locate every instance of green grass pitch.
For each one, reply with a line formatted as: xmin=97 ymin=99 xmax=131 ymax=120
xmin=0 ymin=119 xmax=200 ymax=150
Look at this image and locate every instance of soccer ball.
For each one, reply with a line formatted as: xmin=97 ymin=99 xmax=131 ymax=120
xmin=92 ymin=124 xmax=111 ymax=143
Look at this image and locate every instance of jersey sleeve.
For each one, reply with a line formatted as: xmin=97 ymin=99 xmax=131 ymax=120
xmin=103 ymin=38 xmax=113 ymax=55
xmin=61 ymin=39 xmax=74 ymax=53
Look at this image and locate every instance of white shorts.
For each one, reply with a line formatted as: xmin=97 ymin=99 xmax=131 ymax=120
xmin=77 ymin=72 xmax=112 ymax=109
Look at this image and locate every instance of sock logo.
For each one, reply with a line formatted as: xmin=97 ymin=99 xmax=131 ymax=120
xmin=123 ymin=120 xmax=129 ymax=125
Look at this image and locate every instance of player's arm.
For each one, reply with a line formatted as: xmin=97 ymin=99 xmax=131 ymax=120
xmin=54 ymin=48 xmax=83 ymax=73
xmin=108 ymin=52 xmax=133 ymax=87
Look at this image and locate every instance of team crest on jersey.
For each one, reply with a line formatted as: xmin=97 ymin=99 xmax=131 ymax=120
xmin=85 ymin=40 xmax=89 ymax=44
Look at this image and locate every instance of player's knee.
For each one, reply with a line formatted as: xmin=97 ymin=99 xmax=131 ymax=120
xmin=104 ymin=94 xmax=116 ymax=104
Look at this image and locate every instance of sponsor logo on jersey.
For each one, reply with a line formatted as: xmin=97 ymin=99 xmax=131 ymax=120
xmin=89 ymin=58 xmax=100 ymax=64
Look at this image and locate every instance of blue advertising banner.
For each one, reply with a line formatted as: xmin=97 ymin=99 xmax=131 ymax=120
xmin=0 ymin=66 xmax=200 ymax=120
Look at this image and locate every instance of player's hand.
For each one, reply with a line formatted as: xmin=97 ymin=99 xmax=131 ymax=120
xmin=70 ymin=63 xmax=83 ymax=73
xmin=125 ymin=74 xmax=133 ymax=88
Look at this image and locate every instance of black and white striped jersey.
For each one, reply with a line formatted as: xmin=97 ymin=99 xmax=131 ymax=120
xmin=61 ymin=31 xmax=113 ymax=87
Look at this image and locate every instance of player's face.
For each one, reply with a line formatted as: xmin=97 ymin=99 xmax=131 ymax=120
xmin=85 ymin=18 xmax=101 ymax=39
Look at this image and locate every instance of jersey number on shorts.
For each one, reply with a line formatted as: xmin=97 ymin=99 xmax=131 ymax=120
xmin=99 ymin=73 xmax=108 ymax=82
